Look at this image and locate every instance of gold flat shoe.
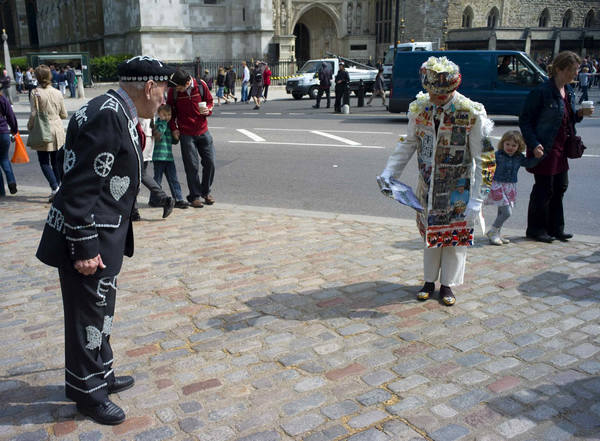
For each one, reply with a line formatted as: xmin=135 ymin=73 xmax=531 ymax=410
xmin=439 ymin=285 xmax=456 ymax=306
xmin=417 ymin=291 xmax=430 ymax=301
xmin=441 ymin=295 xmax=456 ymax=306
xmin=417 ymin=282 xmax=435 ymax=301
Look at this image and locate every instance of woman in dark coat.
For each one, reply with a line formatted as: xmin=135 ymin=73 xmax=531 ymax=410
xmin=225 ymin=66 xmax=237 ymax=102
xmin=519 ymin=51 xmax=593 ymax=243
xmin=249 ymin=61 xmax=266 ymax=110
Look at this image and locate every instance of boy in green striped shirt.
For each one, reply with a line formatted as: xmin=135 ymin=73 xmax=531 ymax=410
xmin=153 ymin=104 xmax=188 ymax=208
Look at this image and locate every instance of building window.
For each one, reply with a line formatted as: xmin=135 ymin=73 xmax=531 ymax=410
xmin=487 ymin=7 xmax=499 ymax=29
xmin=538 ymin=9 xmax=550 ymax=27
xmin=375 ymin=0 xmax=392 ymax=44
xmin=462 ymin=6 xmax=473 ymax=28
xmin=562 ymin=9 xmax=572 ymax=28
xmin=204 ymin=0 xmax=217 ymax=4
xmin=351 ymin=44 xmax=368 ymax=51
xmin=584 ymin=10 xmax=595 ymax=28
xmin=347 ymin=3 xmax=353 ymax=34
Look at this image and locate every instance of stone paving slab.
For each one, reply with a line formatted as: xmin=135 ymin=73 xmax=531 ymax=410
xmin=1 ymin=187 xmax=599 ymax=441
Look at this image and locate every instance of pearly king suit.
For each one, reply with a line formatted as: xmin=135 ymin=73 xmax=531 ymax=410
xmin=36 ymin=89 xmax=142 ymax=405
xmin=382 ymin=91 xmax=496 ymax=286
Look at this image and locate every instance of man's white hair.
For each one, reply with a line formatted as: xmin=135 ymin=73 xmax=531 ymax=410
xmin=119 ymin=81 xmax=146 ymax=91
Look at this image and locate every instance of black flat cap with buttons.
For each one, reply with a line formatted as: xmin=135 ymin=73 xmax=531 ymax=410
xmin=117 ymin=55 xmax=176 ymax=84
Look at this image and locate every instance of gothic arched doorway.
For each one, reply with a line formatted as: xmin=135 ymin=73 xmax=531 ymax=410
xmin=294 ymin=7 xmax=339 ymax=65
xmin=294 ymin=23 xmax=310 ymax=66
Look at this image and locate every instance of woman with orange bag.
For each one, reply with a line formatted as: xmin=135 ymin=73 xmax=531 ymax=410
xmin=0 ymin=91 xmax=18 ymax=196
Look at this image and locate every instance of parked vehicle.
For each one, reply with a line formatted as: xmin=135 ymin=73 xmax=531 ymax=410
xmin=388 ymin=50 xmax=548 ymax=116
xmin=286 ymin=56 xmax=377 ymax=100
xmin=382 ymin=42 xmax=435 ymax=88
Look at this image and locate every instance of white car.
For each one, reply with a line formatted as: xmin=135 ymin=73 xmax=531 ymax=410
xmin=286 ymin=58 xmax=377 ymax=100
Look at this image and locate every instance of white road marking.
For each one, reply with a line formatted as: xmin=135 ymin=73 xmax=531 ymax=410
xmin=236 ymin=129 xmax=266 ymax=142
xmin=583 ymin=154 xmax=600 ymax=157
xmin=289 ymin=113 xmax=305 ymax=115
xmin=219 ymin=112 xmax=237 ymax=114
xmin=311 ymin=130 xmax=361 ymax=146
xmin=265 ymin=113 xmax=282 ymax=115
xmin=229 ymin=140 xmax=384 ymax=149
xmin=243 ymin=112 xmax=259 ymax=115
xmin=253 ymin=128 xmax=394 ymax=135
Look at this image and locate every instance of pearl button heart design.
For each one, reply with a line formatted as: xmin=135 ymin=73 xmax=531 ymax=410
xmin=110 ymin=176 xmax=130 ymax=201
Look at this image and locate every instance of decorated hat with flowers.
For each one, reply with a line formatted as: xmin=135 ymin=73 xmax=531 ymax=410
xmin=420 ymin=56 xmax=462 ymax=94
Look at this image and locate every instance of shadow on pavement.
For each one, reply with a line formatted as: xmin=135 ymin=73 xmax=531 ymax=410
xmin=517 ymin=270 xmax=600 ymax=302
xmin=0 ymin=381 xmax=74 ymax=426
xmin=0 ymin=194 xmax=50 ymax=205
xmin=208 ymin=281 xmax=427 ymax=332
xmin=12 ymin=219 xmax=45 ymax=231
xmin=486 ymin=376 xmax=600 ymax=438
xmin=565 ymin=250 xmax=600 ymax=263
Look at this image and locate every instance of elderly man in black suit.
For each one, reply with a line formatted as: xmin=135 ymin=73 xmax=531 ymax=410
xmin=36 ymin=56 xmax=176 ymax=425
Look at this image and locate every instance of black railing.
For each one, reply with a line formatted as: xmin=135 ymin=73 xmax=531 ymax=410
xmin=170 ymin=58 xmax=298 ymax=87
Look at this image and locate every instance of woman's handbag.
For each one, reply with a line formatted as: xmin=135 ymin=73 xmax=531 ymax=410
xmin=11 ymin=133 xmax=29 ymax=163
xmin=26 ymin=92 xmax=53 ymax=148
xmin=565 ymin=128 xmax=586 ymax=159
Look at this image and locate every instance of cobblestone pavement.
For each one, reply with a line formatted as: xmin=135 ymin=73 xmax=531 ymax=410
xmin=1 ymin=186 xmax=600 ymax=441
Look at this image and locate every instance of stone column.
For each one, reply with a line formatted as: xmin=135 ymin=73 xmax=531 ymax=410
xmin=2 ymin=29 xmax=18 ymax=104
xmin=553 ymin=31 xmax=561 ymax=59
xmin=524 ymin=29 xmax=531 ymax=55
xmin=488 ymin=32 xmax=497 ymax=50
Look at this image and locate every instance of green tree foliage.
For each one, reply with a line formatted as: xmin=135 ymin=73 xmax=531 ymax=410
xmin=90 ymin=54 xmax=132 ymax=81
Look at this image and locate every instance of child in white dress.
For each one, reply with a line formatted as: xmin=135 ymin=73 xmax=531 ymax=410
xmin=485 ymin=131 xmax=543 ymax=245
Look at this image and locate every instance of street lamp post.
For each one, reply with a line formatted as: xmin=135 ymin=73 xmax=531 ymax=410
xmin=2 ymin=28 xmax=18 ymax=103
xmin=393 ymin=0 xmax=400 ymax=59
xmin=441 ymin=19 xmax=448 ymax=50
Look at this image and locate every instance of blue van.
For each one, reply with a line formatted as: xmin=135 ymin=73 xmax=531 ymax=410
xmin=388 ymin=50 xmax=548 ymax=116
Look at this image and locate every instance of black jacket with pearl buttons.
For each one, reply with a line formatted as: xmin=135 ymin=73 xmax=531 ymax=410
xmin=36 ymin=90 xmax=142 ymax=277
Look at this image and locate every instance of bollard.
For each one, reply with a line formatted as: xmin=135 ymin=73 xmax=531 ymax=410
xmin=76 ymin=73 xmax=85 ymax=99
xmin=357 ymin=80 xmax=365 ymax=107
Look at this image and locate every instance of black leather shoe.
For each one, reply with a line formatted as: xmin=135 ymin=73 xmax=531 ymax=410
xmin=8 ymin=182 xmax=17 ymax=194
xmin=553 ymin=232 xmax=573 ymax=241
xmin=76 ymin=400 xmax=125 ymax=425
xmin=108 ymin=375 xmax=135 ymax=394
xmin=526 ymin=233 xmax=554 ymax=243
xmin=162 ymin=197 xmax=175 ymax=218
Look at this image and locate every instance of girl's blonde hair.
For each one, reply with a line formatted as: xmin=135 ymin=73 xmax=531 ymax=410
xmin=498 ymin=130 xmax=526 ymax=153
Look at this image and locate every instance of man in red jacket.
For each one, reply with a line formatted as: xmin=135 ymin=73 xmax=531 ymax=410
xmin=167 ymin=69 xmax=215 ymax=208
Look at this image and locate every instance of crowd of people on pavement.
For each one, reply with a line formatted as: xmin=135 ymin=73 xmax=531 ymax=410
xmin=7 ymin=64 xmax=79 ymax=100
xmin=208 ymin=60 xmax=272 ymax=109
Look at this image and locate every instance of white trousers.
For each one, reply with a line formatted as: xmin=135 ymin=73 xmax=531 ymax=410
xmin=423 ymin=246 xmax=467 ymax=287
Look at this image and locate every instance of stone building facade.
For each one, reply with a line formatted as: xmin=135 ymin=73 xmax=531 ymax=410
xmin=1 ymin=0 xmax=599 ymax=65
xmin=446 ymin=0 xmax=600 ymax=59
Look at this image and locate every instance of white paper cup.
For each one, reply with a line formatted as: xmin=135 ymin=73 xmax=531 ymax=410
xmin=198 ymin=101 xmax=207 ymax=109
xmin=582 ymin=101 xmax=594 ymax=109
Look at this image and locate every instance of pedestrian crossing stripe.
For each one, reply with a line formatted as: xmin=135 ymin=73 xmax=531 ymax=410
xmin=271 ymin=75 xmax=303 ymax=80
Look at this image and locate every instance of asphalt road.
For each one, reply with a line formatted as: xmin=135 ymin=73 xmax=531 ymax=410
xmin=10 ymin=92 xmax=600 ymax=236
